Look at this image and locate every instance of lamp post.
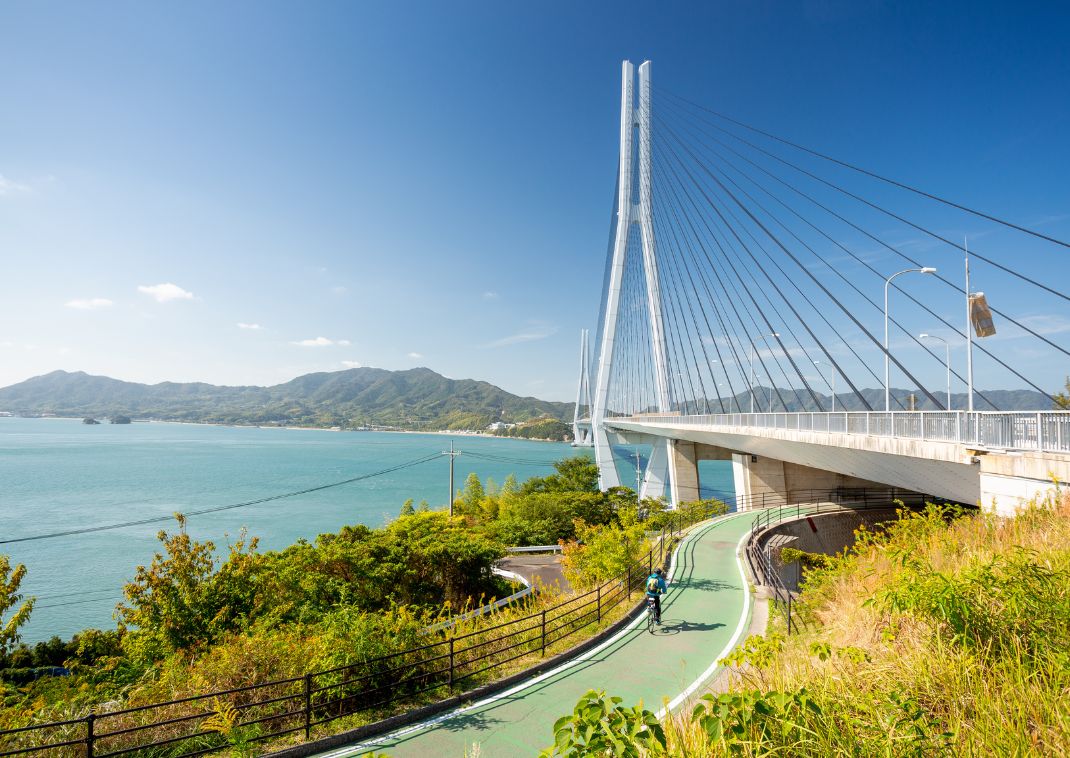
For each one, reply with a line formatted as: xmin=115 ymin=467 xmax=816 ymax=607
xmin=750 ymin=332 xmax=780 ymax=414
xmin=919 ymin=334 xmax=951 ymax=411
xmin=813 ymin=359 xmax=836 ymax=412
xmin=884 ymin=268 xmax=937 ymax=411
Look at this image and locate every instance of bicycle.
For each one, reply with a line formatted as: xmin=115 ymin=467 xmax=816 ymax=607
xmin=645 ymin=596 xmax=659 ymax=632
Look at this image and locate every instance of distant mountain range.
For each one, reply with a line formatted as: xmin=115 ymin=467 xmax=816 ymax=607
xmin=0 ymin=368 xmax=571 ymax=430
xmin=0 ymin=370 xmax=1055 ymax=432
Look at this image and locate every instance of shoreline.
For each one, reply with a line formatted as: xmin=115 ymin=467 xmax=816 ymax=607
xmin=1 ymin=415 xmax=569 ymax=442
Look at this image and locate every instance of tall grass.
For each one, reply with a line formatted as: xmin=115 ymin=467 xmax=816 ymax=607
xmin=658 ymin=488 xmax=1070 ymax=757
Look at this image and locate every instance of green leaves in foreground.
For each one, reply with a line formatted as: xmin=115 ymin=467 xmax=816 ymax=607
xmin=542 ymin=689 xmax=665 ymax=757
xmin=691 ymin=689 xmax=821 ymax=750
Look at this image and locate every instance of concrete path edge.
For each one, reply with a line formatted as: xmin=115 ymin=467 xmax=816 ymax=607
xmin=267 ymin=521 xmax=704 ymax=758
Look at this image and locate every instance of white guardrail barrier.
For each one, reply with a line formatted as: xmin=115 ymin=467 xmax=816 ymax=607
xmin=601 ymin=410 xmax=1070 ymax=454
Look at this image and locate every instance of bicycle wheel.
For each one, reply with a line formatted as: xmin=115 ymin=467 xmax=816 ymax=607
xmin=646 ymin=603 xmax=655 ymax=633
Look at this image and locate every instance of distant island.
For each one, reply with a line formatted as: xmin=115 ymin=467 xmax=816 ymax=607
xmin=0 ymin=367 xmax=572 ymax=434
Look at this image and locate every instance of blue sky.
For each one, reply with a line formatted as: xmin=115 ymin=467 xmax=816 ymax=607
xmin=1 ymin=1 xmax=1068 ymax=401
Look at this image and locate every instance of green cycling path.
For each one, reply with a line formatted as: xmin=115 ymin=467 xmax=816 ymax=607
xmin=317 ymin=511 xmax=756 ymax=758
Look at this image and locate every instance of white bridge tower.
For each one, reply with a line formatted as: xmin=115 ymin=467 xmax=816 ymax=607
xmin=590 ymin=60 xmax=676 ymax=502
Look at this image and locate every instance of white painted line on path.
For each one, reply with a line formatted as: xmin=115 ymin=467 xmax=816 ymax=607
xmin=314 ymin=513 xmax=748 ymax=758
xmin=655 ymin=526 xmax=752 ymax=719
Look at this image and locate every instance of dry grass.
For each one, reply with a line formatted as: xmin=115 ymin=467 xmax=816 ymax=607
xmin=654 ymin=488 xmax=1070 ymax=757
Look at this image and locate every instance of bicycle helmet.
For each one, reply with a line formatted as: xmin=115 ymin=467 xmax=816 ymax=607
xmin=654 ymin=568 xmax=663 ymax=575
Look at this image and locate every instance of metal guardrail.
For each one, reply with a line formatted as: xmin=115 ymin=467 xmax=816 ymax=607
xmin=0 ymin=505 xmax=720 ymax=758
xmin=743 ymin=491 xmax=933 ymax=634
xmin=604 ymin=410 xmax=1070 ymax=454
xmin=504 ymin=545 xmax=564 ymax=554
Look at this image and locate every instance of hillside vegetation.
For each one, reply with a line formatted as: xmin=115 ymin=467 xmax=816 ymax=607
xmin=0 ymin=368 xmax=570 ymax=430
xmin=546 ymin=490 xmax=1070 ymax=756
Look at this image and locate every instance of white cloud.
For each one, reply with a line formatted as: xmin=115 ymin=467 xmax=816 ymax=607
xmin=407 ymin=352 xmax=423 ymax=359
xmin=65 ymin=298 xmax=113 ymax=310
xmin=138 ymin=283 xmax=194 ymax=303
xmin=237 ymin=322 xmax=262 ymax=330
xmin=0 ymin=174 xmax=30 ymax=196
xmin=482 ymin=291 xmax=499 ymax=300
xmin=482 ymin=321 xmax=558 ymax=349
xmin=341 ymin=360 xmax=363 ymax=368
xmin=292 ymin=336 xmax=349 ymax=347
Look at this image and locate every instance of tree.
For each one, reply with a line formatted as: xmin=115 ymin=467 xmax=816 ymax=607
xmin=399 ymin=498 xmax=416 ymax=517
xmin=522 ymin=457 xmax=600 ymax=495
xmin=1055 ymin=377 xmax=1070 ymax=409
xmin=1 ymin=555 xmax=34 ymax=657
xmin=117 ymin=515 xmax=263 ymax=661
xmin=456 ymin=472 xmax=486 ymax=517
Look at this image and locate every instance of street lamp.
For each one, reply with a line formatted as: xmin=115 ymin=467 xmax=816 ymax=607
xmin=884 ymin=268 xmax=937 ymax=411
xmin=813 ymin=359 xmax=836 ymax=412
xmin=919 ymin=334 xmax=951 ymax=411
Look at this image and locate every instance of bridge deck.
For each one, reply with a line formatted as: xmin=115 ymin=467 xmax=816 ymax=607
xmin=314 ymin=512 xmax=755 ymax=757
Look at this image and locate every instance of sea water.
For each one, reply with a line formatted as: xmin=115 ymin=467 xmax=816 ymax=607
xmin=0 ymin=417 xmax=732 ymax=642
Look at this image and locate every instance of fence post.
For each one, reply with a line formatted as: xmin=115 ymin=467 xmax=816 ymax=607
xmin=85 ymin=712 xmax=94 ymax=758
xmin=448 ymin=638 xmax=455 ymax=689
xmin=540 ymin=610 xmax=547 ymax=656
xmin=303 ymin=673 xmax=312 ymax=740
xmin=597 ymin=583 xmax=602 ymax=623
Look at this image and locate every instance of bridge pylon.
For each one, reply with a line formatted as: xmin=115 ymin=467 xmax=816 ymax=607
xmin=591 ymin=60 xmax=676 ymax=502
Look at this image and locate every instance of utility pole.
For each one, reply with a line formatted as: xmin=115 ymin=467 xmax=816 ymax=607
xmin=964 ymin=238 xmax=974 ymax=413
xmin=442 ymin=441 xmax=461 ymax=517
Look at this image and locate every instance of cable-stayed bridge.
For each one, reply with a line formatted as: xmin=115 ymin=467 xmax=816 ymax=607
xmin=576 ymin=60 xmax=1070 ymax=515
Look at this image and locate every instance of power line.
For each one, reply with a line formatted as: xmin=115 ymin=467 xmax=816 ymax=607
xmin=0 ymin=453 xmax=445 ymax=545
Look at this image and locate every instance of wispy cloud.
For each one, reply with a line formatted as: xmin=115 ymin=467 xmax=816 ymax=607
xmin=292 ymin=336 xmax=350 ymax=347
xmin=65 ymin=298 xmax=113 ymax=310
xmin=407 ymin=352 xmax=423 ymax=359
xmin=138 ymin=283 xmax=194 ymax=303
xmin=237 ymin=322 xmax=262 ymax=330
xmin=482 ymin=321 xmax=557 ymax=349
xmin=0 ymin=174 xmax=30 ymax=196
xmin=341 ymin=360 xmax=363 ymax=368
xmin=482 ymin=291 xmax=499 ymax=300
xmin=331 ymin=286 xmax=347 ymax=295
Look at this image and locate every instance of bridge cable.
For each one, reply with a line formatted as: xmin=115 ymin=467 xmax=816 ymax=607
xmin=659 ymin=127 xmax=881 ymax=410
xmin=655 ymin=86 xmax=1070 ymax=251
xmin=660 ymin=98 xmax=1058 ymax=404
xmin=659 ymin=93 xmax=1070 ymax=311
xmin=655 ymin=158 xmax=822 ymax=410
xmin=661 ymin=118 xmax=945 ymax=410
xmin=658 ymin=137 xmax=832 ymax=409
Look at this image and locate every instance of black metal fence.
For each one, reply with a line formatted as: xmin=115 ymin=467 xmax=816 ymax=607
xmin=0 ymin=502 xmax=726 ymax=758
xmin=1 ymin=487 xmax=943 ymax=756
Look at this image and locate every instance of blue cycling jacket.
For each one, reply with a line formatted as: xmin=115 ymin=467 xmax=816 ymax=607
xmin=645 ymin=573 xmax=667 ymax=596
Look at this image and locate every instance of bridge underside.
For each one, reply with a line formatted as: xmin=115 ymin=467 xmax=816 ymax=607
xmin=605 ymin=419 xmax=1069 ymax=514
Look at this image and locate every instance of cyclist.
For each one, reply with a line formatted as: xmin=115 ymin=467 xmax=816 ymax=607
xmin=645 ymin=567 xmax=668 ymax=624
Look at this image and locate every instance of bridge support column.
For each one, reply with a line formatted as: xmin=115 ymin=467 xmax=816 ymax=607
xmin=670 ymin=440 xmax=701 ymax=505
xmin=732 ymin=453 xmax=788 ymax=510
xmin=640 ymin=437 xmax=672 ymax=504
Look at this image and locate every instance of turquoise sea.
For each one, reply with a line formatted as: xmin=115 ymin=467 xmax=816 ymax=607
xmin=0 ymin=417 xmax=732 ymax=643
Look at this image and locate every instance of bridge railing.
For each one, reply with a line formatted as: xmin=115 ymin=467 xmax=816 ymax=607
xmin=609 ymin=410 xmax=1070 ymax=453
